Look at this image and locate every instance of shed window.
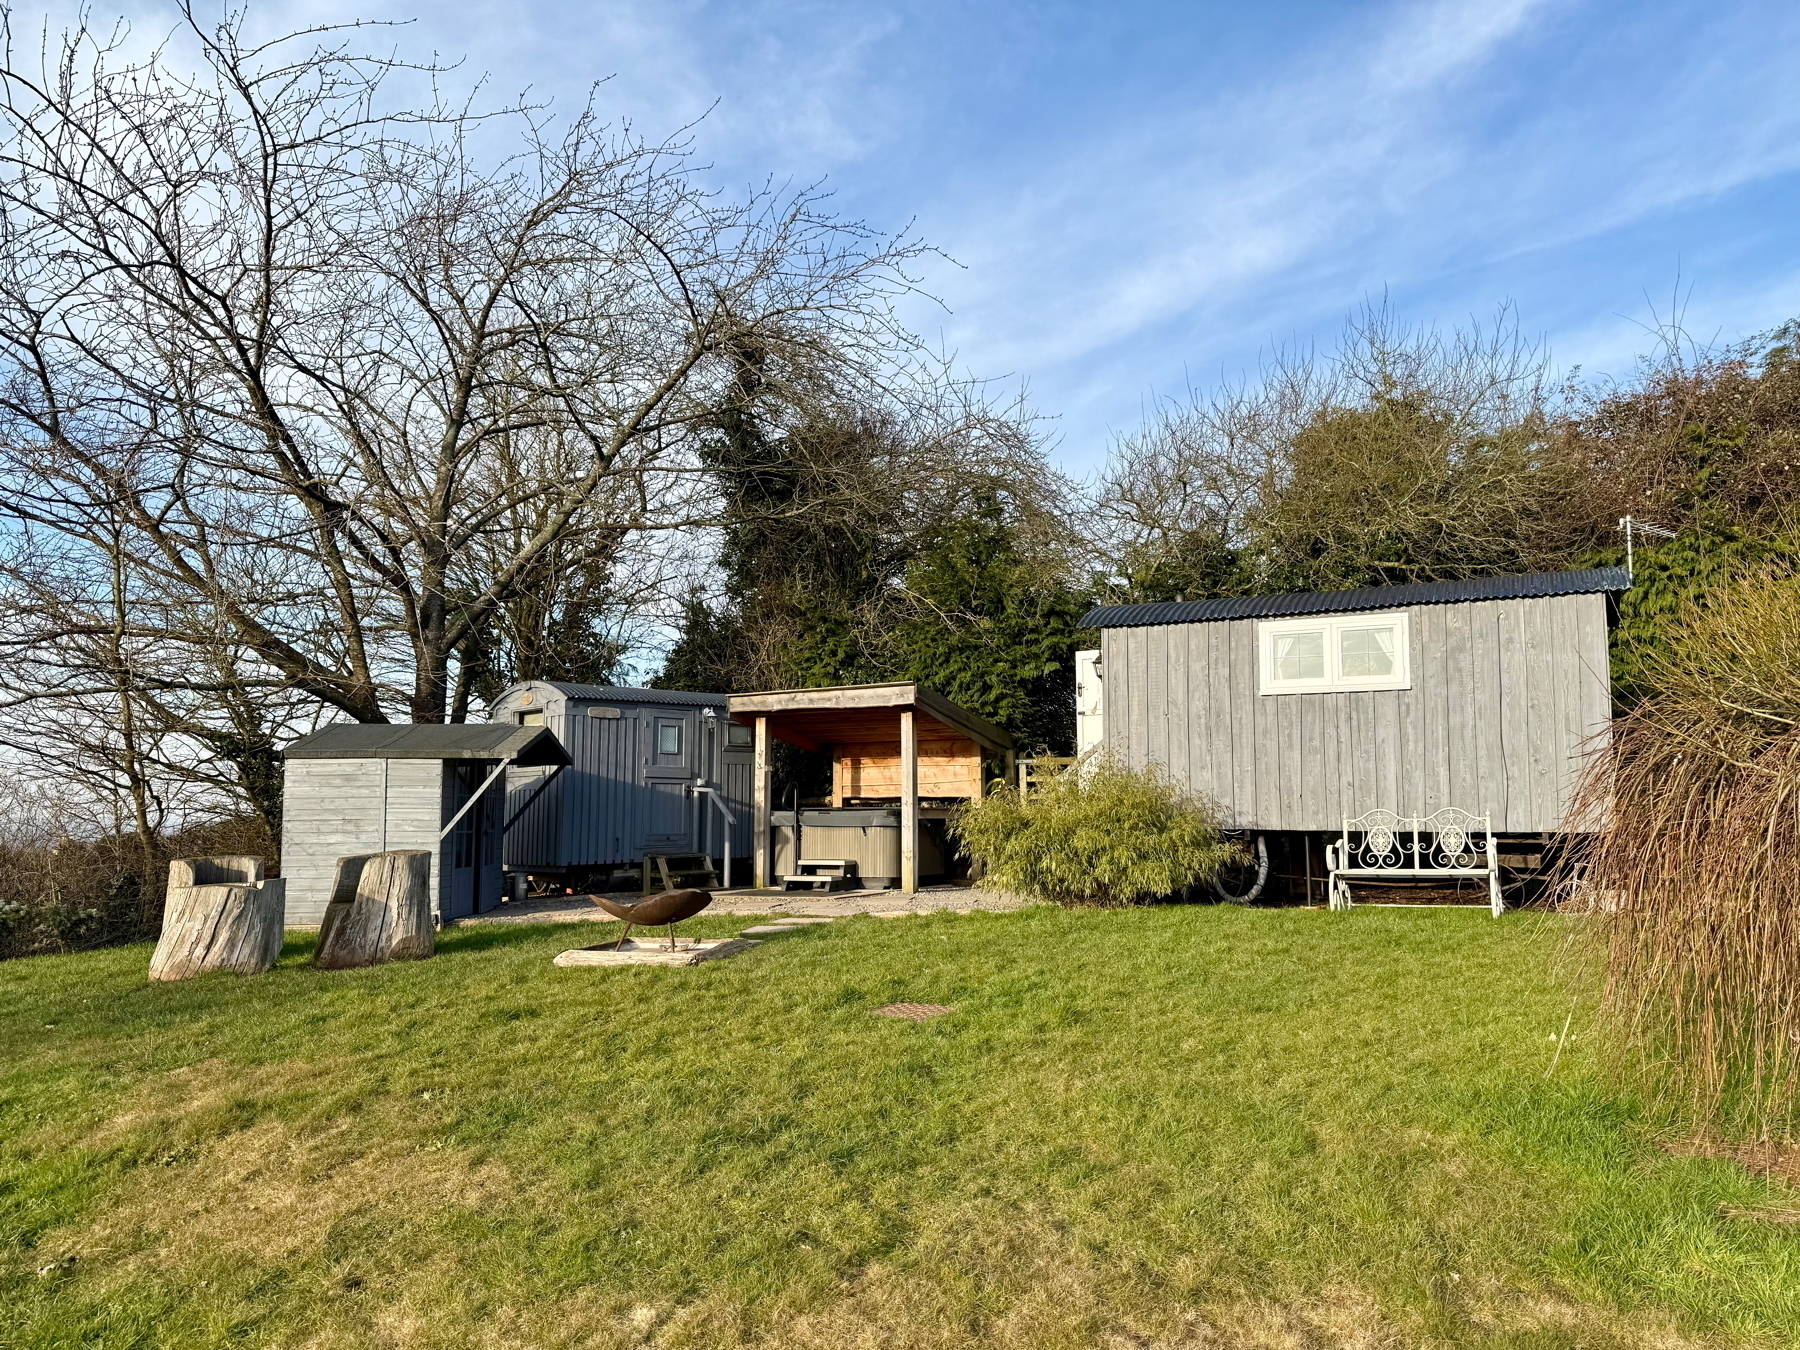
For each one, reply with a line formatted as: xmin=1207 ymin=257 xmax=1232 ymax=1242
xmin=517 ymin=710 xmax=544 ymax=726
xmin=1259 ymin=612 xmax=1411 ymax=694
xmin=657 ymin=723 xmax=683 ymax=755
xmin=726 ymin=723 xmax=754 ymax=747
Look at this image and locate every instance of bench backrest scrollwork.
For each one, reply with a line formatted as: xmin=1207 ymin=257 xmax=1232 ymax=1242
xmin=1338 ymin=808 xmax=1493 ymax=870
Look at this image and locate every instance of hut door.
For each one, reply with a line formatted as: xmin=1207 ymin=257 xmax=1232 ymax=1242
xmin=443 ymin=761 xmax=487 ymax=919
xmin=641 ymin=713 xmax=697 ymax=853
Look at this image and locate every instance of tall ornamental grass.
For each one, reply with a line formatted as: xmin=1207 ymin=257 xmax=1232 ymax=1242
xmin=954 ymin=760 xmax=1236 ymax=907
xmin=1572 ymin=570 xmax=1800 ymax=1134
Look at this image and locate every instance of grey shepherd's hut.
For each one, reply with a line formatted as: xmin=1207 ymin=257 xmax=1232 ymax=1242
xmin=1078 ymin=568 xmax=1628 ymax=903
xmin=281 ymin=723 xmax=571 ymax=925
xmin=489 ymin=681 xmax=755 ymax=889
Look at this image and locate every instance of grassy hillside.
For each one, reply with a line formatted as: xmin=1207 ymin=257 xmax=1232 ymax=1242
xmin=3 ymin=907 xmax=1797 ymax=1349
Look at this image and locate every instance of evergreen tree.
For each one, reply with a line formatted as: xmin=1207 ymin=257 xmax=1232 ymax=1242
xmin=658 ymin=349 xmax=900 ymax=692
xmin=888 ymin=496 xmax=1087 ymax=751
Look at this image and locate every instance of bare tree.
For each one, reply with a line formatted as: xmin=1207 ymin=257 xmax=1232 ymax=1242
xmin=0 ymin=7 xmax=931 ymax=727
xmin=1089 ymin=305 xmax=1609 ymax=601
xmin=0 ymin=510 xmax=307 ymax=843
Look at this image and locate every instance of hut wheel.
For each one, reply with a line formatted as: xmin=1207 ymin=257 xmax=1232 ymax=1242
xmin=1212 ymin=832 xmax=1270 ymax=904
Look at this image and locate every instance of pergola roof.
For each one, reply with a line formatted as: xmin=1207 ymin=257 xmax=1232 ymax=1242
xmin=727 ymin=682 xmax=1012 ymax=753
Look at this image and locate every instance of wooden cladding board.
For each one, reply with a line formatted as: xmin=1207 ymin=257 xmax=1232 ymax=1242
xmin=281 ymin=757 xmax=443 ymax=925
xmin=834 ymin=736 xmax=982 ymax=802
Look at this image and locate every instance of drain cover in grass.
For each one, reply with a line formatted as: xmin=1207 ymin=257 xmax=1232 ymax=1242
xmin=873 ymin=1002 xmax=952 ymax=1021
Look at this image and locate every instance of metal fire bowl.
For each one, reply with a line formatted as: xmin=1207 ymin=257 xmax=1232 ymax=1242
xmin=594 ymin=888 xmax=714 ymax=927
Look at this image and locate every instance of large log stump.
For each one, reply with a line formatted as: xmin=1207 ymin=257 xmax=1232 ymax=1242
xmin=313 ymin=850 xmax=434 ymax=969
xmin=148 ymin=856 xmax=285 ymax=981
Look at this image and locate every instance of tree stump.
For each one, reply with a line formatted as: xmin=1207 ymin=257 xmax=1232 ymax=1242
xmin=313 ymin=850 xmax=434 ymax=969
xmin=148 ymin=856 xmax=285 ymax=981
xmin=314 ymin=853 xmax=375 ymax=958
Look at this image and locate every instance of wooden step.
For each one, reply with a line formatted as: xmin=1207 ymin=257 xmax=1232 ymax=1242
xmin=794 ymin=858 xmax=855 ymax=877
xmin=779 ymin=873 xmax=859 ymax=893
xmin=643 ymin=853 xmax=720 ymax=894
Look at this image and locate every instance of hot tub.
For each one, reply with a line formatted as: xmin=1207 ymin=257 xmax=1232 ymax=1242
xmin=769 ymin=808 xmax=952 ymax=888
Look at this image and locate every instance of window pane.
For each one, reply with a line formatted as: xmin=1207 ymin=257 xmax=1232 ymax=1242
xmin=1273 ymin=631 xmax=1325 ymax=681
xmin=1339 ymin=626 xmax=1396 ymax=677
xmin=657 ymin=723 xmax=683 ymax=755
xmin=518 ymin=710 xmax=544 ymax=726
xmin=727 ymin=723 xmax=754 ymax=747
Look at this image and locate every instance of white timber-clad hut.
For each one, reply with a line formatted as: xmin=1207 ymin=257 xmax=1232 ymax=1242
xmin=1077 ymin=568 xmax=1629 ymax=903
xmin=281 ymin=723 xmax=571 ymax=925
xmin=488 ymin=681 xmax=755 ymax=889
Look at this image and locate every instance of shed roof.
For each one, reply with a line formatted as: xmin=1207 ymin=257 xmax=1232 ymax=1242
xmin=284 ymin=723 xmax=571 ymax=767
xmin=728 ymin=682 xmax=1012 ymax=753
xmin=1078 ymin=567 xmax=1631 ymax=631
xmin=497 ymin=680 xmax=728 ymax=707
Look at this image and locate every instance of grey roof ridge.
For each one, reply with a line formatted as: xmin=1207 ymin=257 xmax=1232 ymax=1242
xmin=1079 ymin=567 xmax=1631 ymax=630
xmin=522 ymin=680 xmax=728 ymax=705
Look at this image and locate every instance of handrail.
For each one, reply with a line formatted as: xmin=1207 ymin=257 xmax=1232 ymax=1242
xmin=691 ymin=783 xmax=738 ymax=889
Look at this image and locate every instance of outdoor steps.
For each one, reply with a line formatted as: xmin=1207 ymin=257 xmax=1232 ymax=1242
xmin=643 ymin=853 xmax=720 ymax=893
xmin=780 ymin=859 xmax=859 ymax=893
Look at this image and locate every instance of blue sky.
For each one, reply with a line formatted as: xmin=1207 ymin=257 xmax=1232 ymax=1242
xmin=35 ymin=0 xmax=1800 ymax=471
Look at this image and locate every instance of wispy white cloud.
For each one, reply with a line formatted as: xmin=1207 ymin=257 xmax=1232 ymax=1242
xmin=919 ymin=0 xmax=1800 ymax=427
xmin=8 ymin=0 xmax=1798 ymax=464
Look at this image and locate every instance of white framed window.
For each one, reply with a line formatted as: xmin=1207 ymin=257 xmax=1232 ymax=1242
xmin=1258 ymin=611 xmax=1411 ymax=695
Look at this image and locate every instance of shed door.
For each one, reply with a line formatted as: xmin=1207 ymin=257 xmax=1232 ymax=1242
xmin=640 ymin=712 xmax=697 ymax=853
xmin=442 ymin=761 xmax=502 ymax=919
xmin=646 ymin=715 xmax=693 ymax=777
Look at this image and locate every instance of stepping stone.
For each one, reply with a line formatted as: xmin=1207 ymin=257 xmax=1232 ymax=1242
xmin=739 ymin=924 xmax=803 ymax=936
xmin=872 ymin=1002 xmax=952 ymax=1021
xmin=773 ymin=916 xmax=835 ymax=925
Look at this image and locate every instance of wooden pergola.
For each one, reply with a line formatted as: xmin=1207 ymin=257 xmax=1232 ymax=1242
xmin=727 ymin=682 xmax=1013 ymax=893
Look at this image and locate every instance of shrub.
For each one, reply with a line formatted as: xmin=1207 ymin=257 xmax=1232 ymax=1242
xmin=1570 ymin=569 xmax=1800 ymax=1133
xmin=0 ymin=814 xmax=274 ymax=961
xmin=952 ymin=760 xmax=1236 ymax=907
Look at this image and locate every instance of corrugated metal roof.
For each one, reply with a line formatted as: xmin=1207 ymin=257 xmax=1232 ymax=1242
xmin=284 ymin=723 xmax=571 ymax=766
xmin=1078 ymin=567 xmax=1631 ymax=630
xmin=536 ymin=682 xmax=728 ymax=706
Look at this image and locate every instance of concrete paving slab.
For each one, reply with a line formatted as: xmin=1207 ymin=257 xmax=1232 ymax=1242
xmin=456 ymin=883 xmax=1039 ymax=926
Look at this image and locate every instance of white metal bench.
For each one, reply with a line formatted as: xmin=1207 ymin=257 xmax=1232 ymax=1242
xmin=1327 ymin=808 xmax=1503 ymax=917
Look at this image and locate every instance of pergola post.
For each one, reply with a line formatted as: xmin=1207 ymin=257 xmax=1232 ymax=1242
xmin=753 ymin=715 xmax=772 ymax=890
xmin=900 ymin=709 xmax=919 ymax=894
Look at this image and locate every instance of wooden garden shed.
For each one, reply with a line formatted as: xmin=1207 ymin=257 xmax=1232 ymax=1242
xmin=727 ymin=682 xmax=1013 ymax=893
xmin=281 ymin=723 xmax=570 ymax=925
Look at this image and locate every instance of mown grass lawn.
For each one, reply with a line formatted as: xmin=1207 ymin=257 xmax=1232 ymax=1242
xmin=3 ymin=905 xmax=1798 ymax=1350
